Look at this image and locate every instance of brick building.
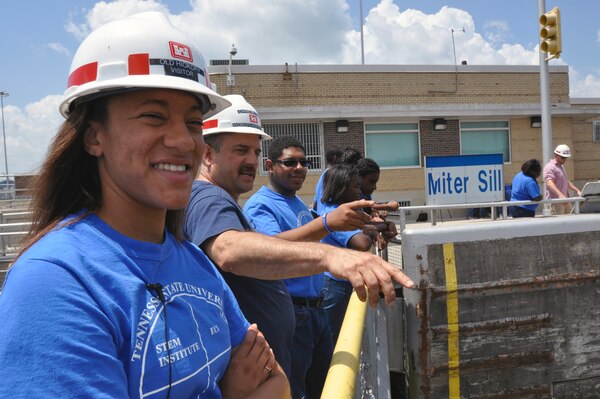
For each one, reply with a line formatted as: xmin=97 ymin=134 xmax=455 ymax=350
xmin=208 ymin=64 xmax=600 ymax=213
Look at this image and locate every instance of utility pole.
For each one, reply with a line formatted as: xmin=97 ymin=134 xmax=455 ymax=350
xmin=360 ymin=0 xmax=365 ymax=64
xmin=538 ymin=0 xmax=553 ymax=166
xmin=0 ymin=91 xmax=9 ymax=186
xmin=538 ymin=2 xmax=564 ymax=214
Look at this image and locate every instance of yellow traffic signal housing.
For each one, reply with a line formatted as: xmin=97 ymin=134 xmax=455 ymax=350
xmin=539 ymin=7 xmax=561 ymax=60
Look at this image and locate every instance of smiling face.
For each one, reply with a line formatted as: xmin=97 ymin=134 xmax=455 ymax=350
xmin=84 ymin=89 xmax=204 ymax=224
xmin=267 ymin=146 xmax=308 ymax=197
xmin=201 ymin=133 xmax=262 ymax=201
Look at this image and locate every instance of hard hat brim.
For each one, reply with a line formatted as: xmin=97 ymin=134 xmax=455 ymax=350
xmin=203 ymin=126 xmax=272 ymax=140
xmin=59 ymin=75 xmax=231 ymax=120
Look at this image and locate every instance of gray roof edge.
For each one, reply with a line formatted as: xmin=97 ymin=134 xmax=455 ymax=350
xmin=209 ymin=64 xmax=569 ymax=74
xmin=258 ymin=103 xmax=599 ymax=120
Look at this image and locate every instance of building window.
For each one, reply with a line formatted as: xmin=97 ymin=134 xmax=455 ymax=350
xmin=593 ymin=121 xmax=600 ymax=143
xmin=460 ymin=121 xmax=511 ymax=162
xmin=260 ymin=122 xmax=324 ymax=174
xmin=364 ymin=123 xmax=420 ymax=168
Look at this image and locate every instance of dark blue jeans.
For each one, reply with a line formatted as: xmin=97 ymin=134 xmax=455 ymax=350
xmin=289 ymin=304 xmax=333 ymax=399
xmin=322 ymin=276 xmax=354 ymax=346
xmin=511 ymin=206 xmax=536 ymax=218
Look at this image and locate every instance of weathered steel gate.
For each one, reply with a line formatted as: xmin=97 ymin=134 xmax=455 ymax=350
xmin=402 ymin=215 xmax=600 ymax=398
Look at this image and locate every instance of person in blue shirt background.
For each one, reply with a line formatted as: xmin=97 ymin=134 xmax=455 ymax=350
xmin=319 ymin=164 xmax=380 ymax=345
xmin=510 ymin=159 xmax=543 ymax=218
xmin=356 ymin=157 xmax=398 ymax=250
xmin=244 ymin=137 xmax=380 ymax=399
xmin=311 ymin=147 xmax=361 ymax=217
xmin=310 ymin=148 xmax=342 ymax=217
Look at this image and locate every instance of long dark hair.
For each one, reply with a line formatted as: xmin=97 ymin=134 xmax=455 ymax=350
xmin=321 ymin=164 xmax=358 ymax=205
xmin=19 ymin=97 xmax=184 ymax=256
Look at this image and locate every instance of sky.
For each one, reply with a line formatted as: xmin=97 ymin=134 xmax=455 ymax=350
xmin=0 ymin=0 xmax=599 ymax=174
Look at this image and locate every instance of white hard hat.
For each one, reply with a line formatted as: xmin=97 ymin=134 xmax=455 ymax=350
xmin=59 ymin=11 xmax=230 ymax=119
xmin=554 ymin=144 xmax=572 ymax=158
xmin=203 ymin=95 xmax=271 ymax=139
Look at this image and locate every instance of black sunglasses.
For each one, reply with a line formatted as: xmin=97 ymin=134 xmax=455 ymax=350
xmin=273 ymin=158 xmax=312 ymax=168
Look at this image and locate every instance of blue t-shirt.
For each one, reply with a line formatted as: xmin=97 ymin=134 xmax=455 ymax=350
xmin=244 ymin=185 xmax=325 ymax=298
xmin=312 ymin=170 xmax=327 ymax=215
xmin=184 ymin=180 xmax=295 ymax=377
xmin=510 ymin=172 xmax=541 ymax=212
xmin=319 ymin=201 xmax=362 ymax=281
xmin=0 ymin=212 xmax=248 ymax=398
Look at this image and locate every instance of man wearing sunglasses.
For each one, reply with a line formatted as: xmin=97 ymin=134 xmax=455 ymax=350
xmin=543 ymin=144 xmax=581 ymax=215
xmin=185 ymin=96 xmax=416 ymax=384
xmin=243 ymin=136 xmax=362 ymax=399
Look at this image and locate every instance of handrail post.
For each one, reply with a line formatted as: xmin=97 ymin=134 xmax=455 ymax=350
xmin=400 ymin=208 xmax=406 ymax=233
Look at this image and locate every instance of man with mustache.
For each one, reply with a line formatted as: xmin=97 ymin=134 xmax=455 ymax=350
xmin=185 ymin=96 xmax=416 ymax=383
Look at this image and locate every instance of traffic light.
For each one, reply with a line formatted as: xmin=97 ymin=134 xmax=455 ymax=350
xmin=539 ymin=7 xmax=561 ymax=60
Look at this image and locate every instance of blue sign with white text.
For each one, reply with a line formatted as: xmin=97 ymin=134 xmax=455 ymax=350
xmin=425 ymin=154 xmax=504 ymax=205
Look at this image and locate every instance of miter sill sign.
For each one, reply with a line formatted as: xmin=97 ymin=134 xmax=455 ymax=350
xmin=425 ymin=154 xmax=504 ymax=205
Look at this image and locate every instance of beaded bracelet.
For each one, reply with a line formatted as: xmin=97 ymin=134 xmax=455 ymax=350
xmin=322 ymin=212 xmax=334 ymax=233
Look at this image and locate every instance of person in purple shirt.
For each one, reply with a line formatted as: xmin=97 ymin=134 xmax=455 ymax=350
xmin=543 ymin=144 xmax=581 ymax=214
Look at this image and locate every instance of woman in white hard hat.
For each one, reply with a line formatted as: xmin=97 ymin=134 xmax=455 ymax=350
xmin=543 ymin=144 xmax=582 ymax=214
xmin=0 ymin=12 xmax=289 ymax=399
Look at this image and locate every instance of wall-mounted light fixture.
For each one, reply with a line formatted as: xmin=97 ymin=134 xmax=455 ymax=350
xmin=336 ymin=120 xmax=349 ymax=133
xmin=433 ymin=118 xmax=447 ymax=131
xmin=530 ymin=116 xmax=542 ymax=128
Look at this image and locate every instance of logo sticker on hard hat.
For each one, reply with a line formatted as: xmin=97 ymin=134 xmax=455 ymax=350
xmin=169 ymin=41 xmax=193 ymax=62
xmin=150 ymin=58 xmax=205 ymax=83
xmin=249 ymin=114 xmax=259 ymax=124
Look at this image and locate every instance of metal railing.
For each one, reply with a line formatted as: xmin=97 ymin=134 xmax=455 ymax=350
xmin=322 ymin=241 xmax=405 ymax=399
xmin=398 ymin=197 xmax=586 ymax=232
xmin=321 ymin=291 xmax=368 ymax=399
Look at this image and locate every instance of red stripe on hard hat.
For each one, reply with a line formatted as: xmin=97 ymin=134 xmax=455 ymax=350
xmin=203 ymin=119 xmax=218 ymax=129
xmin=67 ymin=62 xmax=98 ymax=88
xmin=128 ymin=53 xmax=150 ymax=75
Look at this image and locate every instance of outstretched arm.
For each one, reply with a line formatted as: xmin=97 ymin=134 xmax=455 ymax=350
xmin=203 ymin=231 xmax=415 ymax=307
xmin=275 ymin=199 xmax=373 ymax=242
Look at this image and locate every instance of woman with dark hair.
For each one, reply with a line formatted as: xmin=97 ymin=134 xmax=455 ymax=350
xmin=356 ymin=157 xmax=398 ymax=249
xmin=319 ymin=164 xmax=375 ymax=344
xmin=510 ymin=159 xmax=543 ymax=218
xmin=0 ymin=12 xmax=288 ymax=399
xmin=311 ymin=147 xmax=362 ymax=217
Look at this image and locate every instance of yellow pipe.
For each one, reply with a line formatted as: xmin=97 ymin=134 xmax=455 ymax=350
xmin=321 ymin=291 xmax=368 ymax=399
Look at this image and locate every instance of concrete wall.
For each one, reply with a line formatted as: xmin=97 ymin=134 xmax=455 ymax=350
xmin=401 ymin=215 xmax=600 ymax=398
